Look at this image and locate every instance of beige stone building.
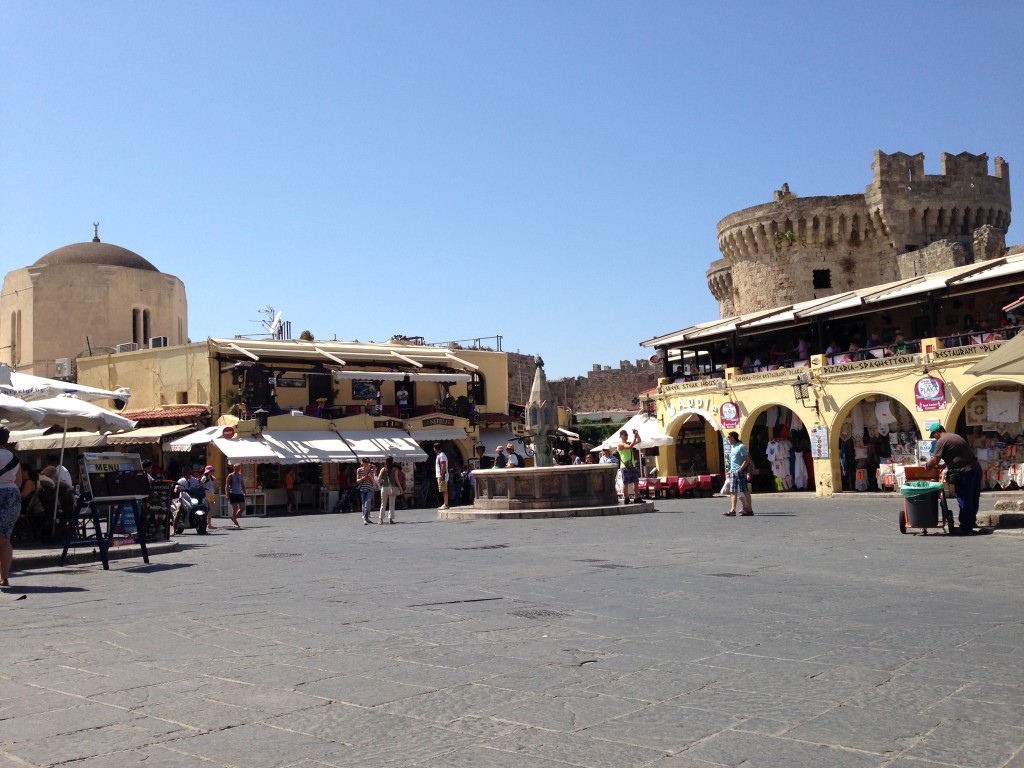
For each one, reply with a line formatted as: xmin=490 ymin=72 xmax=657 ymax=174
xmin=709 ymin=151 xmax=1011 ymax=317
xmin=0 ymin=227 xmax=188 ymax=378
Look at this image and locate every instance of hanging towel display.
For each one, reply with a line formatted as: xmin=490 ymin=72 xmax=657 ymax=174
xmin=987 ymin=389 xmax=1020 ymax=423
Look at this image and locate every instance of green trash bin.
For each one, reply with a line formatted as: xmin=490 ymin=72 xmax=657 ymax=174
xmin=900 ymin=481 xmax=944 ymax=527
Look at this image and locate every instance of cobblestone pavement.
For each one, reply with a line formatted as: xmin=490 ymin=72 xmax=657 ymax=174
xmin=2 ymin=495 xmax=1022 ymax=768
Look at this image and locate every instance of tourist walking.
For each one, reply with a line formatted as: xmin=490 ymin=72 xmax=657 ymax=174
xmin=284 ymin=467 xmax=297 ymax=514
xmin=376 ymin=456 xmax=403 ymax=524
xmin=200 ymin=465 xmax=217 ymax=529
xmin=356 ymin=458 xmax=375 ymax=524
xmin=225 ymin=464 xmax=246 ymax=529
xmin=0 ymin=427 xmax=24 ymax=589
xmin=724 ymin=431 xmax=753 ymax=516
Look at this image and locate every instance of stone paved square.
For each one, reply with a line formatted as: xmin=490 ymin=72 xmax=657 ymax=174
xmin=2 ymin=495 xmax=1022 ymax=767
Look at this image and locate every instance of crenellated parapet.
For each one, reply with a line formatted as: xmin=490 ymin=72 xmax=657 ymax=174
xmin=710 ymin=150 xmax=1012 ymax=316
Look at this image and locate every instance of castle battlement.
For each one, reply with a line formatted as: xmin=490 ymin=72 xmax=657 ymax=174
xmin=709 ymin=150 xmax=1012 ymax=317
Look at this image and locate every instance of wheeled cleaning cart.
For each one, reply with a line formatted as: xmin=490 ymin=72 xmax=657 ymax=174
xmin=899 ymin=479 xmax=955 ymax=535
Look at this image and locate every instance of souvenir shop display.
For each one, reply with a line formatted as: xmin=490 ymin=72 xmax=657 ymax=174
xmin=960 ymin=389 xmax=1024 ymax=490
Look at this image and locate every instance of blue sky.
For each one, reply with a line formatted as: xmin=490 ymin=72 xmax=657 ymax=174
xmin=3 ymin=1 xmax=1022 ymax=378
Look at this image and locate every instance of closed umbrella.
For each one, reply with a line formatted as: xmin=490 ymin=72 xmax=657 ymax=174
xmin=30 ymin=394 xmax=137 ymax=534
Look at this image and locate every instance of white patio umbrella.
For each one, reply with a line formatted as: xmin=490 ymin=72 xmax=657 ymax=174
xmin=0 ymin=363 xmax=131 ymax=406
xmin=29 ymin=394 xmax=137 ymax=534
xmin=0 ymin=393 xmax=47 ymax=429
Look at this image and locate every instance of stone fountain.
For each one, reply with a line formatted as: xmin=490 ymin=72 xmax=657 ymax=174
xmin=440 ymin=356 xmax=651 ymax=520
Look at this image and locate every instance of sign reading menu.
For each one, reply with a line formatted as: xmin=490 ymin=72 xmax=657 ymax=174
xmin=78 ymin=452 xmax=150 ymax=500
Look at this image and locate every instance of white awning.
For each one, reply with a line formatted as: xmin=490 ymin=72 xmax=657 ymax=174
xmin=107 ymin=424 xmax=193 ymax=445
xmin=406 ymin=428 xmax=467 ymax=441
xmin=478 ymin=428 xmax=521 ymax=453
xmin=262 ymin=431 xmax=359 ymax=463
xmin=167 ymin=426 xmax=230 ymax=452
xmin=12 ymin=431 xmax=108 ymax=450
xmin=339 ymin=430 xmax=429 ymax=461
xmin=211 ymin=437 xmax=285 ymax=464
xmin=331 ymin=370 xmax=473 ymax=383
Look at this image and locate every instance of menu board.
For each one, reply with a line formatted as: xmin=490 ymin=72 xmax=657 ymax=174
xmin=142 ymin=480 xmax=175 ymax=540
xmin=78 ymin=452 xmax=150 ymax=500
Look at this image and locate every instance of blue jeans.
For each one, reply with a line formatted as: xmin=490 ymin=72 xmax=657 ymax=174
xmin=953 ymin=467 xmax=982 ymax=529
xmin=360 ymin=489 xmax=373 ymax=520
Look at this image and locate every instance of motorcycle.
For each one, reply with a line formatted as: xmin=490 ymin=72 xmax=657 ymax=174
xmin=173 ymin=483 xmax=209 ymax=535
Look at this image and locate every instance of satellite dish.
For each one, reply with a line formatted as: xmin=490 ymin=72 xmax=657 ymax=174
xmin=268 ymin=311 xmax=282 ymax=337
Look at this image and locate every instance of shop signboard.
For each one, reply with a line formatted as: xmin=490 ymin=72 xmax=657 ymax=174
xmin=914 ymin=376 xmax=946 ymax=411
xmin=719 ymin=402 xmax=740 ymax=430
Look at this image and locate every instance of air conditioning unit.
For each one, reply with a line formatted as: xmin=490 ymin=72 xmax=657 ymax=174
xmin=148 ymin=336 xmax=169 ymax=348
xmin=114 ymin=342 xmax=139 ymax=353
xmin=54 ymin=357 xmax=74 ymax=378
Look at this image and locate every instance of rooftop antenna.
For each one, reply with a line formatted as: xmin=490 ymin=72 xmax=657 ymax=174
xmin=259 ymin=306 xmax=284 ymax=339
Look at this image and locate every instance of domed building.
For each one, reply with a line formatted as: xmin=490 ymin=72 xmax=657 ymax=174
xmin=0 ymin=226 xmax=188 ymax=377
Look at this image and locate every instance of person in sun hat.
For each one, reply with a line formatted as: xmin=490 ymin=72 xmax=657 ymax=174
xmin=492 ymin=444 xmax=507 ymax=469
xmin=199 ymin=464 xmax=218 ymax=530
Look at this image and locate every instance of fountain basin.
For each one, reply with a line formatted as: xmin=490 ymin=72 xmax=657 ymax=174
xmin=439 ymin=464 xmax=651 ymax=520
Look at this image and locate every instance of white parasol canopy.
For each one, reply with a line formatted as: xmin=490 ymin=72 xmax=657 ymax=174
xmin=592 ymin=413 xmax=674 ymax=451
xmin=0 ymin=363 xmax=131 ymax=406
xmin=28 ymin=394 xmax=137 ymax=534
xmin=0 ymin=393 xmax=48 ymax=429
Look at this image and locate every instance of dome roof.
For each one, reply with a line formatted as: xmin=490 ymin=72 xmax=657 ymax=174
xmin=33 ymin=241 xmax=159 ymax=272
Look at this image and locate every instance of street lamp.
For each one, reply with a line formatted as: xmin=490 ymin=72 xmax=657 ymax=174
xmin=253 ymin=408 xmax=269 ymax=435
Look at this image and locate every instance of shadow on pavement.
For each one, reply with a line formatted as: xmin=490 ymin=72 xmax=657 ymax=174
xmin=123 ymin=562 xmax=196 ymax=574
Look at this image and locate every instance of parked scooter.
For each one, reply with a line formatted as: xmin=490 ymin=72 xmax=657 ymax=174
xmin=173 ymin=480 xmax=209 ymax=535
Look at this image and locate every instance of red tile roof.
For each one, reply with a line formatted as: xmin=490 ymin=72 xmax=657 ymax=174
xmin=121 ymin=405 xmax=210 ymax=424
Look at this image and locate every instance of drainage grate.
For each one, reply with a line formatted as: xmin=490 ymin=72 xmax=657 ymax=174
xmin=592 ymin=563 xmax=631 ymax=569
xmin=510 ymin=609 xmax=569 ymax=620
xmin=453 ymin=544 xmax=509 ymax=550
xmin=255 ymin=553 xmax=302 ymax=559
xmin=709 ymin=572 xmax=752 ymax=578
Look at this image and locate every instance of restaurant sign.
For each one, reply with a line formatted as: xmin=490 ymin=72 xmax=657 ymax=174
xmin=422 ymin=417 xmax=455 ymax=427
xmin=373 ymin=419 xmax=404 ymax=429
xmin=914 ymin=376 xmax=946 ymax=411
xmin=719 ymin=402 xmax=740 ymax=429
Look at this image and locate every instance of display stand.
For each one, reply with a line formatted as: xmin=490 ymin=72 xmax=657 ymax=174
xmin=59 ymin=453 xmax=151 ymax=569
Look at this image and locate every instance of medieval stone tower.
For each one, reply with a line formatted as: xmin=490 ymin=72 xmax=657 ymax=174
xmin=707 ymin=151 xmax=1011 ymax=317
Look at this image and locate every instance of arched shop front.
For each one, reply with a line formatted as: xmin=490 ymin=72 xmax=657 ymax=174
xmin=834 ymin=394 xmax=920 ymax=492
xmin=744 ymin=404 xmax=816 ymax=493
xmin=664 ymin=404 xmax=724 ymax=479
xmin=946 ymin=380 xmax=1024 ymax=490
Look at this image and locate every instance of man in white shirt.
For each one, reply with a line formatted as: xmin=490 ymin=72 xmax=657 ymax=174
xmin=434 ymin=443 xmax=449 ymax=509
xmin=44 ymin=453 xmax=74 ymax=488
